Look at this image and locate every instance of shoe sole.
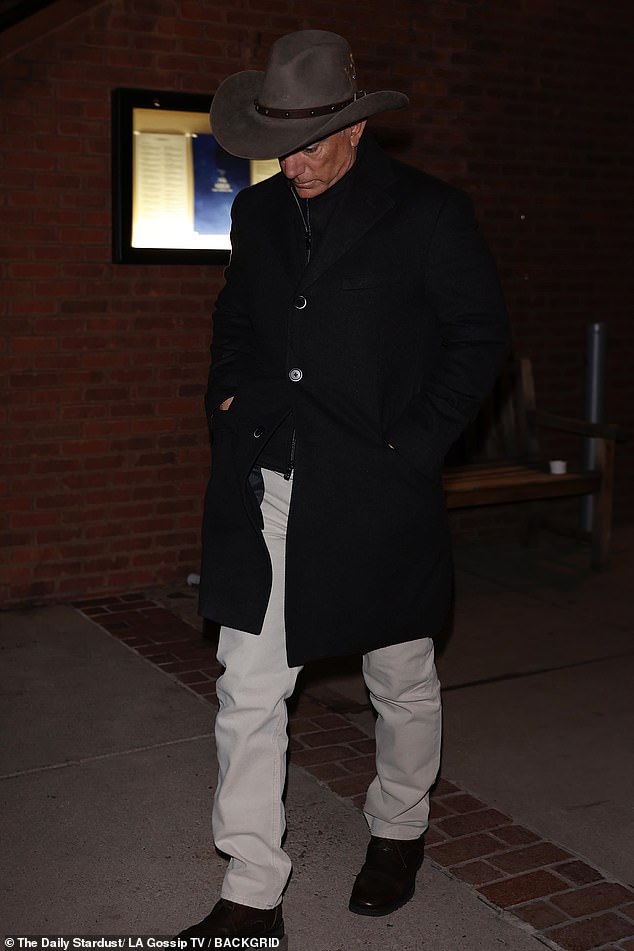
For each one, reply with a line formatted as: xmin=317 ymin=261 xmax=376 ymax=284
xmin=348 ymin=884 xmax=415 ymax=917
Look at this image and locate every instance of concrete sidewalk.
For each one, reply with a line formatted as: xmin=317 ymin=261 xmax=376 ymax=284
xmin=1 ymin=526 xmax=633 ymax=949
xmin=1 ymin=605 xmax=539 ymax=949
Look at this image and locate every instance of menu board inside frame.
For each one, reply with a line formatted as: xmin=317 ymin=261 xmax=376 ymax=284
xmin=112 ymin=89 xmax=278 ymax=264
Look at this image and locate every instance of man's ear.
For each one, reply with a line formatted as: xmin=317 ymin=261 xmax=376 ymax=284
xmin=350 ymin=120 xmax=367 ymax=148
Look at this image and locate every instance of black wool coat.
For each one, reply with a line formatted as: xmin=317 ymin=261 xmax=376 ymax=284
xmin=198 ymin=136 xmax=510 ymax=666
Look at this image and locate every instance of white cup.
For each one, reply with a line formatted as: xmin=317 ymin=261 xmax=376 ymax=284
xmin=549 ymin=459 xmax=567 ymax=475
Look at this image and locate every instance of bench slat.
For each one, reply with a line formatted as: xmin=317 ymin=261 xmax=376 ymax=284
xmin=443 ymin=464 xmax=600 ymax=508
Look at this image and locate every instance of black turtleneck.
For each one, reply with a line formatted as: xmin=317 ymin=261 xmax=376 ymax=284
xmin=256 ymin=149 xmax=361 ymax=475
xmin=287 ymin=161 xmax=357 ymax=273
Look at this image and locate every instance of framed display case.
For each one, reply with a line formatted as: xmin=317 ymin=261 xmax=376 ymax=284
xmin=111 ymin=87 xmax=278 ymax=265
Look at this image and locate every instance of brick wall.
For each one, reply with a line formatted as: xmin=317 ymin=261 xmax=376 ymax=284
xmin=2 ymin=0 xmax=633 ymax=606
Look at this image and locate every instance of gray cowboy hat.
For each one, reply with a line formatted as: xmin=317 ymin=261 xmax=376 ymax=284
xmin=210 ymin=29 xmax=409 ymax=160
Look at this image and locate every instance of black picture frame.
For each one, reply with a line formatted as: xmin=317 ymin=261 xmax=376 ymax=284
xmin=111 ymin=88 xmax=278 ymax=265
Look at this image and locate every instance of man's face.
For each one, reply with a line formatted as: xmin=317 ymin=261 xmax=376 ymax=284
xmin=279 ymin=121 xmax=366 ymax=199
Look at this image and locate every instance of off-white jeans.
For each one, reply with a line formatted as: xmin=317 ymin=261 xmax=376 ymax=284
xmin=213 ymin=468 xmax=442 ymax=909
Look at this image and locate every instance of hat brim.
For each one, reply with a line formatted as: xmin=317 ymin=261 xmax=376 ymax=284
xmin=210 ymin=70 xmax=409 ymax=160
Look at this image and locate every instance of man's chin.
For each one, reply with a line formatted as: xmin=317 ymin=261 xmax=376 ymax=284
xmin=294 ymin=183 xmax=325 ymax=198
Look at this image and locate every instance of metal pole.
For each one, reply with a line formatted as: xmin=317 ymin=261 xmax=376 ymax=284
xmin=580 ymin=322 xmax=607 ymax=532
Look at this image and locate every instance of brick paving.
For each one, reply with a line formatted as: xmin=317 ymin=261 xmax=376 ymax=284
xmin=76 ymin=593 xmax=634 ymax=951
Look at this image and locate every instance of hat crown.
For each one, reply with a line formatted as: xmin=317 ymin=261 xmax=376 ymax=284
xmin=258 ymin=30 xmax=357 ymax=111
xmin=209 ymin=29 xmax=408 ymax=160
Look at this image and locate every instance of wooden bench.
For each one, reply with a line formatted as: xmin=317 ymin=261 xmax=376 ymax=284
xmin=442 ymin=356 xmax=623 ymax=569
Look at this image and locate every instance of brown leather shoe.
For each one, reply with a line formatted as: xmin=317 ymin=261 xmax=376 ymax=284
xmin=177 ymin=898 xmax=284 ymax=939
xmin=349 ymin=834 xmax=425 ymax=916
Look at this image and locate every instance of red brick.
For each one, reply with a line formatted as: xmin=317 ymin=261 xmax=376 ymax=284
xmin=492 ymin=825 xmax=541 ymax=847
xmin=479 ymin=870 xmax=568 ymax=908
xmin=11 ymin=336 xmax=59 ymax=354
xmin=168 ymin=648 xmax=219 ymax=666
xmin=349 ymin=739 xmax=375 ymax=756
xmin=292 ymin=745 xmax=354 ymax=767
xmin=140 ymin=629 xmax=196 ymax=645
xmin=621 ymin=939 xmax=634 ymax=951
xmin=429 ymin=799 xmax=453 ymax=819
xmin=288 ymin=716 xmax=321 ymax=735
xmin=75 ymin=596 xmax=125 ymax=607
xmin=555 ymin=860 xmax=605 ymax=887
xmin=544 ymin=913 xmax=633 ymax=951
xmin=442 ymin=793 xmax=487 ymax=813
xmin=340 ymin=755 xmax=376 ymax=775
xmin=436 ymin=809 xmax=511 ymax=838
xmin=99 ymin=618 xmax=132 ymax=634
xmin=424 ymin=826 xmax=446 ymax=847
xmin=432 ymin=779 xmax=460 ymax=796
xmin=156 ymin=659 xmax=208 ymax=675
xmin=622 ymin=903 xmax=634 ymax=923
xmin=187 ymin=682 xmax=217 ymax=698
xmin=450 ymin=861 xmax=503 ymax=886
xmin=121 ymin=639 xmax=160 ymax=653
xmin=488 ymin=843 xmax=572 ymax=874
xmin=289 ymin=697 xmax=328 ymax=718
xmin=176 ymin=670 xmax=213 ymax=685
xmin=301 ymin=726 xmax=366 ymax=748
xmin=427 ymin=833 xmax=502 ymax=867
xmin=307 ymin=762 xmax=348 ymax=781
xmin=101 ymin=601 xmax=152 ymax=615
xmin=309 ymin=713 xmax=351 ymax=729
xmin=550 ymin=882 xmax=634 ymax=918
xmin=328 ymin=773 xmax=375 ymax=798
xmin=135 ymin=645 xmax=178 ymax=661
xmin=512 ymin=899 xmax=569 ymax=930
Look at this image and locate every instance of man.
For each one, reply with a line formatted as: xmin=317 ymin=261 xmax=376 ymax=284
xmin=180 ymin=29 xmax=510 ymax=941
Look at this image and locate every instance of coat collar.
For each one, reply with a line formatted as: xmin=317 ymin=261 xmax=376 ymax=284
xmin=267 ymin=135 xmax=399 ymax=288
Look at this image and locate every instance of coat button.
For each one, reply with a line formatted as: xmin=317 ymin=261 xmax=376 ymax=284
xmin=289 ymin=368 xmax=303 ymax=382
xmin=253 ymin=426 xmax=265 ymax=438
xmin=294 ymin=295 xmax=307 ymax=310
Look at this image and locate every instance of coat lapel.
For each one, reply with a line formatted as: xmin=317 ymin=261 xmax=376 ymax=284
xmin=262 ymin=137 xmax=399 ymax=289
xmin=302 ymin=136 xmax=398 ymax=289
xmin=265 ymin=172 xmax=308 ymax=287
xmin=262 ymin=173 xmax=300 ymax=285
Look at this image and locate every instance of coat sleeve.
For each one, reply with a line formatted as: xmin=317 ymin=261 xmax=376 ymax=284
xmin=385 ymin=188 xmax=511 ymax=480
xmin=204 ymin=190 xmax=255 ymax=421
